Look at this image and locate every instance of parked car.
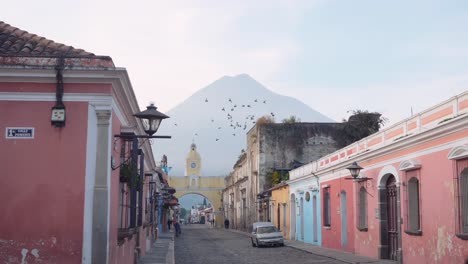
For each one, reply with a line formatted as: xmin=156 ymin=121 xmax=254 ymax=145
xmin=250 ymin=222 xmax=284 ymax=247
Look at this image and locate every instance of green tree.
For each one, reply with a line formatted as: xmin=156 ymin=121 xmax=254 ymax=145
xmin=282 ymin=115 xmax=301 ymax=124
xmin=272 ymin=171 xmax=281 ymax=185
xmin=336 ymin=110 xmax=387 ymax=148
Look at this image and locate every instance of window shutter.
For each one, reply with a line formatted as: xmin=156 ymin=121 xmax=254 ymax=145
xmin=359 ymin=187 xmax=367 ymax=228
xmin=461 ymin=168 xmax=468 ymax=233
xmin=323 ymin=188 xmax=331 ymax=226
xmin=408 ymin=177 xmax=420 ymax=231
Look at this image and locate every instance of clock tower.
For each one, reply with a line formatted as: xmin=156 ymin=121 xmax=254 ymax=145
xmin=185 ymin=143 xmax=201 ymax=176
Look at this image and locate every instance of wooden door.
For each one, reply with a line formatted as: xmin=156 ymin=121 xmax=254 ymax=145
xmin=386 ymin=176 xmax=398 ymax=261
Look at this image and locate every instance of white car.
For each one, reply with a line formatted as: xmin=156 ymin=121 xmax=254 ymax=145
xmin=250 ymin=222 xmax=284 ymax=247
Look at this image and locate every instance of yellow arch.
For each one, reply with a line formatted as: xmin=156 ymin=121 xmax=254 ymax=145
xmin=169 ymin=176 xmax=225 ymax=225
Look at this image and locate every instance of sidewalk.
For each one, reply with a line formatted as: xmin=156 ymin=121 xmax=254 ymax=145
xmin=285 ymin=239 xmax=394 ymax=264
xmin=138 ymin=231 xmax=175 ymax=264
xmin=225 ymin=227 xmax=394 ymax=264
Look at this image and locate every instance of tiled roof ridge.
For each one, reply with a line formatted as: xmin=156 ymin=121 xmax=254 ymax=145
xmin=0 ymin=21 xmax=96 ymax=57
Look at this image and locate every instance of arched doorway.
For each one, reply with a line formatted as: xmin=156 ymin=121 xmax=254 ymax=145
xmin=290 ymin=194 xmax=296 ymax=240
xmin=378 ymin=172 xmax=402 ymax=262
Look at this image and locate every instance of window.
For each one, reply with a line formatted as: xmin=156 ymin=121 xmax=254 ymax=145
xmin=448 ymin=146 xmax=468 ymax=239
xmin=357 ymin=186 xmax=368 ymax=231
xmin=455 ymin=159 xmax=468 ymax=239
xmin=407 ymin=177 xmax=421 ymax=233
xmin=323 ymin=187 xmax=331 ymax=227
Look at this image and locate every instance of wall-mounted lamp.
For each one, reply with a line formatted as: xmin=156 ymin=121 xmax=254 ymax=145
xmin=133 ymin=103 xmax=169 ymax=136
xmin=345 ymin=161 xmax=370 ymax=182
xmin=51 ymin=57 xmax=66 ymax=127
xmin=113 ymin=103 xmax=171 ymax=228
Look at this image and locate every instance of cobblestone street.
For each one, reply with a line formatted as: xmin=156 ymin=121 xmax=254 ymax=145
xmin=174 ymin=225 xmax=346 ymax=264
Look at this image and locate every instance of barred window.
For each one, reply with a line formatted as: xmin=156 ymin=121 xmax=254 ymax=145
xmin=357 ymin=186 xmax=367 ymax=231
xmin=323 ymin=187 xmax=331 ymax=227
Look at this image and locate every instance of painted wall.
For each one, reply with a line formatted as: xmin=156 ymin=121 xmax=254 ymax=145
xmin=289 ymin=92 xmax=468 ymax=263
xmin=0 ymin=99 xmax=88 ymax=263
xmin=271 ymin=185 xmax=291 ymax=239
xmin=289 ymin=178 xmax=323 ymax=245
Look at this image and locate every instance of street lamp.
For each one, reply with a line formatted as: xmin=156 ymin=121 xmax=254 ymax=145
xmin=345 ymin=161 xmax=370 ymax=182
xmin=114 ymin=103 xmax=171 ymax=228
xmin=134 ymin=103 xmax=169 ymax=136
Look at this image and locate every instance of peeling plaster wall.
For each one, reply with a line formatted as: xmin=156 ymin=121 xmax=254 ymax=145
xmin=0 ymin=99 xmax=88 ymax=263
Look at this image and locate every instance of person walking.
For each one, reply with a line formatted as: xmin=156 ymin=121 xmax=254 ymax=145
xmin=224 ymin=219 xmax=230 ymax=229
xmin=174 ymin=219 xmax=181 ymax=236
xmin=167 ymin=219 xmax=172 ymax=230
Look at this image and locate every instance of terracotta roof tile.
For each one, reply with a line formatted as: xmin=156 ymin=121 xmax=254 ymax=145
xmin=0 ymin=21 xmax=95 ymax=57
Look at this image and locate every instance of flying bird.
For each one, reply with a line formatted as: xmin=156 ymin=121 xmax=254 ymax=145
xmin=242 ymin=105 xmax=245 ymax=107
xmin=263 ymin=100 xmax=266 ymax=104
xmin=228 ymin=98 xmax=232 ymax=103
xmin=174 ymin=123 xmax=178 ymax=126
xmin=247 ymin=105 xmax=251 ymax=108
xmin=216 ymin=138 xmax=219 ymax=141
xmin=218 ymin=127 xmax=221 ymax=129
xmin=271 ymin=112 xmax=275 ymax=117
xmin=222 ymin=107 xmax=225 ymax=111
xmin=232 ymin=133 xmax=236 ymax=136
xmin=205 ymin=98 xmax=208 ymax=102
xmin=254 ymin=99 xmax=258 ymax=102
xmin=211 ymin=119 xmax=214 ymax=122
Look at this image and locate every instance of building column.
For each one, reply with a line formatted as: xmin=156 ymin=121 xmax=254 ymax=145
xmin=92 ymin=110 xmax=111 ymax=264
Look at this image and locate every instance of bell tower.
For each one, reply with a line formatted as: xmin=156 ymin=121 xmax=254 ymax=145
xmin=185 ymin=143 xmax=201 ymax=176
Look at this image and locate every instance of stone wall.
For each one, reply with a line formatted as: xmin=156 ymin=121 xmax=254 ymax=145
xmin=258 ymin=123 xmax=343 ymax=190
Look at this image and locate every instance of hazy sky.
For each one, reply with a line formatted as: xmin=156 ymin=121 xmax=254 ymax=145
xmin=4 ymin=0 xmax=468 ymax=125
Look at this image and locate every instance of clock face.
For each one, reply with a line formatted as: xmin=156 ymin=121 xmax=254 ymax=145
xmin=191 ymin=162 xmax=197 ymax=168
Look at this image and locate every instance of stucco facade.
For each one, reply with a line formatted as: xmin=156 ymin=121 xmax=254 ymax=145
xmin=289 ymin=91 xmax=468 ymax=263
xmin=0 ymin=24 xmax=166 ymax=263
xmin=270 ymin=184 xmax=291 ymax=239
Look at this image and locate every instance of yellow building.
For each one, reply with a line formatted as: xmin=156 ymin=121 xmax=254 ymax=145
xmin=270 ymin=183 xmax=290 ymax=239
xmin=185 ymin=143 xmax=201 ymax=176
xmin=169 ymin=143 xmax=225 ymax=225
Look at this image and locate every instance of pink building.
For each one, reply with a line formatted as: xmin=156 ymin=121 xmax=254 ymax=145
xmin=289 ymin=91 xmax=468 ymax=263
xmin=0 ymin=21 xmax=167 ymax=263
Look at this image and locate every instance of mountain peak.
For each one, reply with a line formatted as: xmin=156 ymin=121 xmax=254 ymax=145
xmin=156 ymin=74 xmax=333 ymax=176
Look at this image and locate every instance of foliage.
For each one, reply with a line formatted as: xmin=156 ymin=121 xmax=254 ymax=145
xmin=271 ymin=170 xmax=289 ymax=185
xmin=335 ymin=110 xmax=387 ymax=148
xmin=256 ymin=115 xmax=275 ymax=126
xmin=119 ymin=161 xmax=143 ymax=190
xmin=282 ymin=115 xmax=301 ymax=124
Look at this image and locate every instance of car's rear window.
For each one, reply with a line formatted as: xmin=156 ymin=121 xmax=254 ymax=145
xmin=257 ymin=226 xmax=277 ymax=234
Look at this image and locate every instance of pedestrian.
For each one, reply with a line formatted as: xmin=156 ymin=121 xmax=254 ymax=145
xmin=211 ymin=218 xmax=215 ymax=227
xmin=224 ymin=219 xmax=230 ymax=229
xmin=174 ymin=219 xmax=181 ymax=236
xmin=167 ymin=219 xmax=172 ymax=230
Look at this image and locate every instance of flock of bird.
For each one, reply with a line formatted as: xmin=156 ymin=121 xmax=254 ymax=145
xmin=173 ymin=97 xmax=275 ymax=142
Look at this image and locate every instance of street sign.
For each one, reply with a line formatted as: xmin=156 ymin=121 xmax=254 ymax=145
xmin=5 ymin=127 xmax=35 ymax=139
